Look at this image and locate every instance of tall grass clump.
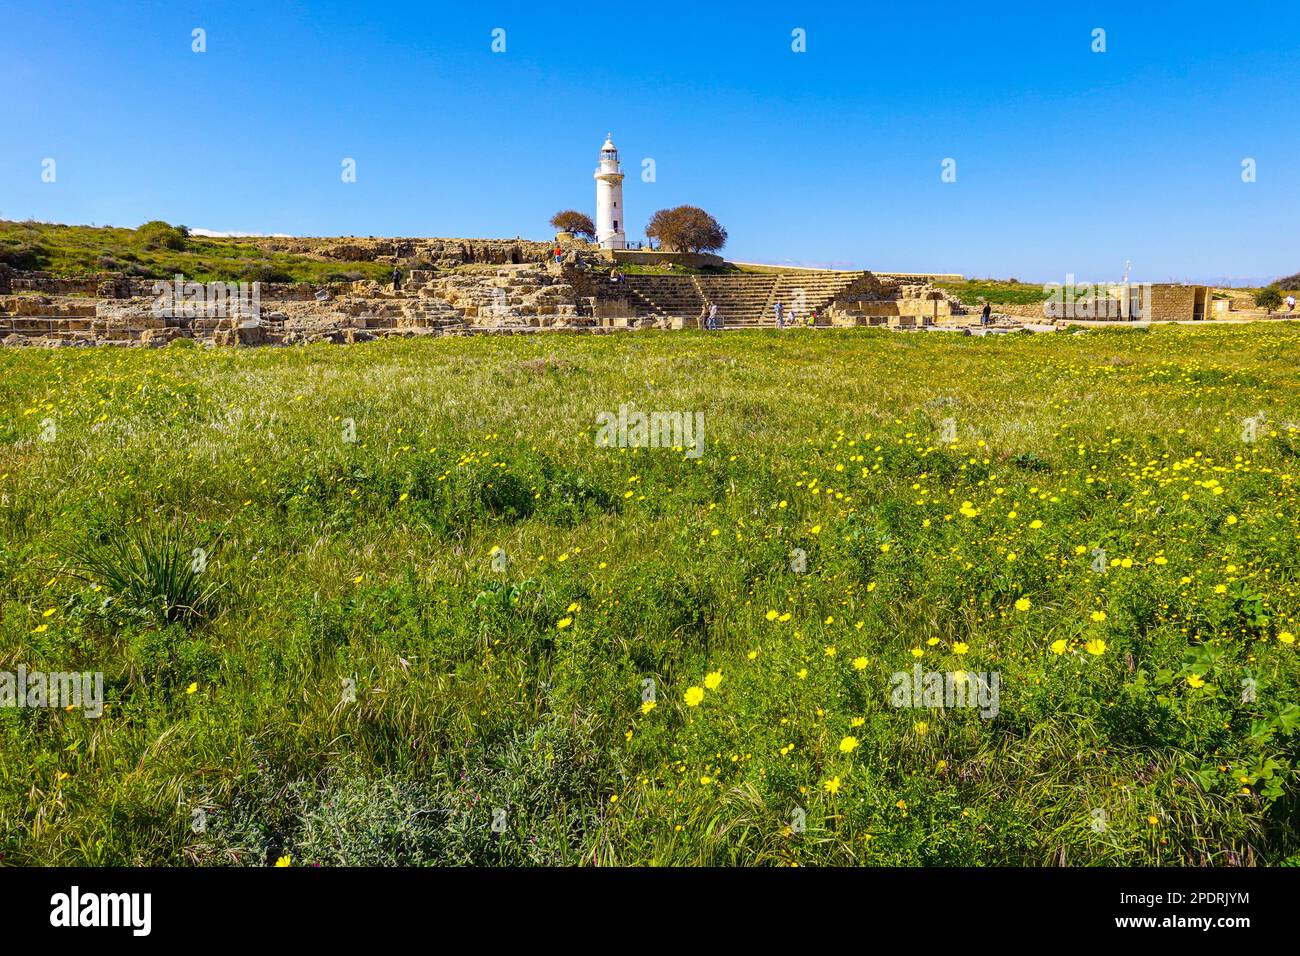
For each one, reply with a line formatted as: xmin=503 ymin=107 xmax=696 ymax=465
xmin=64 ymin=522 xmax=220 ymax=626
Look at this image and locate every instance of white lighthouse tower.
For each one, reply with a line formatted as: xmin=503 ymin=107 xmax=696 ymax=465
xmin=593 ymin=133 xmax=626 ymax=250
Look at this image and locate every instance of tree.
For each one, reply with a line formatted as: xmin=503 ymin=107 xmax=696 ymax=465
xmin=645 ymin=206 xmax=727 ymax=254
xmin=549 ymin=210 xmax=595 ymax=240
xmin=1254 ymin=287 xmax=1283 ymax=314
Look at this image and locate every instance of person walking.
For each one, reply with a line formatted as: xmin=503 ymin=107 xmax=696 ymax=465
xmin=981 ymin=302 xmax=991 ymax=326
xmin=708 ymin=302 xmax=720 ymax=331
xmin=774 ymin=301 xmax=784 ymax=329
xmin=391 ymin=266 xmax=403 ymax=293
xmin=1287 ymin=294 xmax=1296 ymax=314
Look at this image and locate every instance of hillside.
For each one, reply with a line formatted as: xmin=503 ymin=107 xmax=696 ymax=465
xmin=0 ymin=219 xmax=397 ymax=284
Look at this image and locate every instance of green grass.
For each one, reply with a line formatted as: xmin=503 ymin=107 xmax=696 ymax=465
xmin=611 ymin=262 xmax=740 ymax=276
xmin=938 ymin=278 xmax=1055 ymax=307
xmin=1 ymin=324 xmax=1298 ymax=866
xmin=0 ymin=220 xmax=393 ymax=284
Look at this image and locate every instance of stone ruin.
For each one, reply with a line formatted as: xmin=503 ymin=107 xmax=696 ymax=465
xmin=826 ymin=280 xmax=968 ymax=329
xmin=0 ymin=244 xmax=976 ymax=348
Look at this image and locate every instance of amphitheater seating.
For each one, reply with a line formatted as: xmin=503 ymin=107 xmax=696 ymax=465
xmin=694 ymin=275 xmax=778 ymax=327
xmin=620 ymin=271 xmax=875 ymax=327
xmin=767 ymin=272 xmax=873 ymax=325
xmin=622 ymin=275 xmax=704 ymax=321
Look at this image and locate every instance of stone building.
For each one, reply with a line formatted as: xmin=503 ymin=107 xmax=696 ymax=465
xmin=1042 ymin=282 xmax=1210 ymax=322
xmin=1143 ymin=284 xmax=1209 ymax=322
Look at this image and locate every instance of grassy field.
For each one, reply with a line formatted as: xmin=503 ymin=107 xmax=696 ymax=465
xmin=936 ymin=278 xmax=1055 ymax=307
xmin=1 ymin=324 xmax=1298 ymax=866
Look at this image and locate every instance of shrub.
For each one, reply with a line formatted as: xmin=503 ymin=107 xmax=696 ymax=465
xmin=0 ymin=242 xmax=46 ymax=269
xmin=1255 ymin=287 xmax=1283 ymax=313
xmin=135 ymin=220 xmax=188 ymax=251
xmin=200 ymin=717 xmax=609 ymax=866
xmin=239 ymin=263 xmax=293 ymax=284
xmin=126 ymin=623 xmax=221 ymax=687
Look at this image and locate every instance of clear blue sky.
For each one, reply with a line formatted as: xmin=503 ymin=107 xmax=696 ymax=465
xmin=2 ymin=0 xmax=1297 ymax=283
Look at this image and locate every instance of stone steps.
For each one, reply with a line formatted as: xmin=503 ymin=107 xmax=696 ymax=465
xmin=764 ymin=272 xmax=876 ymax=326
xmin=619 ymin=271 xmax=876 ymax=326
xmin=695 ymin=276 xmax=777 ymax=324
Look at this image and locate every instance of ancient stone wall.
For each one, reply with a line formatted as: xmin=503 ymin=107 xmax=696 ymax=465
xmin=11 ymin=275 xmax=104 ymax=296
xmin=8 ymin=274 xmax=342 ymax=301
xmin=1146 ymin=285 xmax=1198 ymax=323
xmin=258 ymin=236 xmax=559 ymax=269
xmin=875 ymin=273 xmax=965 ymax=284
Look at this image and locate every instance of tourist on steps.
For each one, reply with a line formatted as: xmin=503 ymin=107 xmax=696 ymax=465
xmin=391 ymin=266 xmax=403 ymax=293
xmin=774 ymin=301 xmax=784 ymax=329
xmin=708 ymin=302 xmax=720 ymax=331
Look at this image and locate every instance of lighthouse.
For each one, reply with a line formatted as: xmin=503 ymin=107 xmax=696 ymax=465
xmin=594 ymin=134 xmax=626 ymax=250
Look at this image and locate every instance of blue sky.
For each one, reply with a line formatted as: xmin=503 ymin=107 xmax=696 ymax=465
xmin=2 ymin=0 xmax=1297 ymax=283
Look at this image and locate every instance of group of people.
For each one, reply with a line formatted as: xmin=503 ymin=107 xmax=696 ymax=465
xmin=772 ymin=301 xmax=816 ymax=328
xmin=692 ymin=301 xmax=819 ymax=330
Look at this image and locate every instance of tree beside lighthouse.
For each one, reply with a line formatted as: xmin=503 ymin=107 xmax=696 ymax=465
xmin=594 ymin=134 xmax=626 ymax=250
